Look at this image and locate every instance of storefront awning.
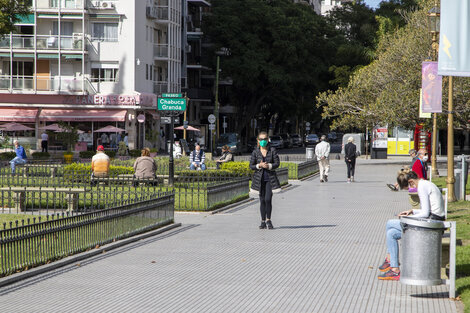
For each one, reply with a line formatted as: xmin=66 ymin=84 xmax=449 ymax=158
xmin=0 ymin=108 xmax=38 ymax=122
xmin=39 ymin=109 xmax=127 ymax=122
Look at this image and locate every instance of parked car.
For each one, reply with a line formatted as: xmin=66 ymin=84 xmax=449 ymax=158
xmin=328 ymin=132 xmax=337 ymax=142
xmin=304 ymin=134 xmax=319 ymax=147
xmin=279 ymin=133 xmax=293 ymax=148
xmin=269 ymin=135 xmax=284 ymax=149
xmin=216 ymin=133 xmax=241 ymax=155
xmin=290 ymin=134 xmax=302 ymax=147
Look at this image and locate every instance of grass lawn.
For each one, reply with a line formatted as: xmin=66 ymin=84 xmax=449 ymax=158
xmin=0 ymin=214 xmax=34 ymax=227
xmin=446 ymin=201 xmax=470 ymax=311
xmin=432 ymin=176 xmax=470 ymax=194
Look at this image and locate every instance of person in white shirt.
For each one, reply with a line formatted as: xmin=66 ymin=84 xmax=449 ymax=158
xmin=315 ymin=135 xmax=330 ymax=182
xmin=101 ymin=133 xmax=109 ymax=147
xmin=41 ymin=131 xmax=49 ymax=153
xmin=377 ymin=168 xmax=445 ymax=281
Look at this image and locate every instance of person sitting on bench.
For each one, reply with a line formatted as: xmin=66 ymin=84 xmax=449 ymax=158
xmin=10 ymin=140 xmax=27 ymax=174
xmin=91 ymin=145 xmax=110 ymax=184
xmin=215 ymin=145 xmax=233 ymax=169
xmin=133 ymin=148 xmax=157 ymax=186
xmin=190 ymin=144 xmax=206 ymax=171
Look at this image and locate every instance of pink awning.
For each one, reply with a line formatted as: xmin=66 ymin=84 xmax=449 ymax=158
xmin=39 ymin=109 xmax=127 ymax=122
xmin=0 ymin=108 xmax=38 ymax=122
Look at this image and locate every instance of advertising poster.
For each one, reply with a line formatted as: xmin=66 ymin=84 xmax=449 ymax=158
xmin=372 ymin=125 xmax=388 ymax=149
xmin=421 ymin=62 xmax=442 ymax=113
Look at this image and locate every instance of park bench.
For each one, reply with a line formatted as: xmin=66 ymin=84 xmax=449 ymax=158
xmin=23 ymin=163 xmax=62 ymax=178
xmin=116 ymin=174 xmax=179 ymax=185
xmin=0 ymin=187 xmax=85 ymax=213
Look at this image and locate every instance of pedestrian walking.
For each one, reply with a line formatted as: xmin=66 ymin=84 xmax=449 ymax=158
xmin=411 ymin=148 xmax=428 ymax=179
xmin=250 ymin=131 xmax=281 ymax=229
xmin=345 ymin=136 xmax=357 ymax=183
xmin=315 ymin=135 xmax=330 ymax=182
xmin=378 ymin=168 xmax=445 ymax=281
xmin=41 ymin=131 xmax=49 ymax=153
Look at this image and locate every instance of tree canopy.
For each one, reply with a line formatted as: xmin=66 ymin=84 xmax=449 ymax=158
xmin=204 ymin=0 xmax=341 ymax=133
xmin=317 ymin=0 xmax=470 ymax=131
xmin=0 ymin=1 xmax=29 ymax=36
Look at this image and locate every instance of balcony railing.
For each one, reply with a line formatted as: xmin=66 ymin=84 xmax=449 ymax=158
xmin=0 ymin=75 xmax=85 ymax=93
xmin=36 ymin=0 xmax=85 ymax=9
xmin=154 ymin=44 xmax=169 ymax=58
xmin=0 ymin=34 xmax=84 ymax=51
xmin=154 ymin=81 xmax=168 ymax=94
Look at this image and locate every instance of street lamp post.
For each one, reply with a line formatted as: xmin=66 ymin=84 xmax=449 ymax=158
xmin=213 ymin=48 xmax=230 ymax=144
xmin=428 ymin=3 xmax=440 ymax=178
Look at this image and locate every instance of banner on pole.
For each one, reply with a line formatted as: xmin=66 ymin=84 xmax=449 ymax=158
xmin=421 ymin=62 xmax=442 ymax=113
xmin=438 ymin=1 xmax=470 ymax=76
xmin=419 ymin=89 xmax=431 ymax=119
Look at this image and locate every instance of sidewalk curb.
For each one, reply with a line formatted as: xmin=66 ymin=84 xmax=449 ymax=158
xmin=210 ymin=198 xmax=254 ymax=215
xmin=0 ymin=223 xmax=181 ymax=288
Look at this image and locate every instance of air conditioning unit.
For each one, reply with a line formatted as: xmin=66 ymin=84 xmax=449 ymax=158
xmin=101 ymin=1 xmax=115 ymax=9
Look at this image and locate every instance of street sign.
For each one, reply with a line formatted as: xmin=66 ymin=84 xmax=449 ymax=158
xmin=137 ymin=114 xmax=145 ymax=123
xmin=306 ymin=127 xmax=310 ymax=131
xmin=222 ymin=122 xmax=227 ymax=128
xmin=161 ymin=117 xmax=179 ymax=124
xmin=158 ymin=98 xmax=186 ymax=111
xmin=162 ymin=93 xmax=182 ymax=98
xmin=306 ymin=122 xmax=311 ymax=127
xmin=209 ymin=123 xmax=215 ymax=130
xmin=208 ymin=114 xmax=216 ymax=124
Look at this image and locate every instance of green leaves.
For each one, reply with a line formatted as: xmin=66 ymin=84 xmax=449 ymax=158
xmin=0 ymin=0 xmax=30 ymax=36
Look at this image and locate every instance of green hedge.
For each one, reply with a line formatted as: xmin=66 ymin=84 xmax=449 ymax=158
xmin=129 ymin=149 xmax=141 ymax=157
xmin=62 ymin=163 xmax=134 ymax=183
xmin=79 ymin=151 xmax=95 ymax=159
xmin=221 ymin=161 xmax=253 ymax=176
xmin=105 ymin=151 xmax=116 ymax=158
xmin=31 ymin=152 xmax=50 ymax=159
xmin=0 ymin=152 xmax=16 ymax=160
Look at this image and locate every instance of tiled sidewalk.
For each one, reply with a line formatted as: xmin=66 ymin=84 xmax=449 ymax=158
xmin=0 ymin=164 xmax=458 ymax=312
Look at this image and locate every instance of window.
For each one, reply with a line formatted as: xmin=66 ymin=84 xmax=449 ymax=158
xmin=149 ymin=65 xmax=153 ymax=81
xmin=146 ymin=64 xmax=148 ymax=80
xmin=92 ymin=23 xmax=118 ymax=42
xmin=91 ymin=68 xmax=119 ymax=82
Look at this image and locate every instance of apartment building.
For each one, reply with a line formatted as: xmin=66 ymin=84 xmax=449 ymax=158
xmin=0 ymin=0 xmax=182 ymax=150
xmin=321 ymin=0 xmax=350 ymax=15
xmin=293 ymin=0 xmax=321 ymax=14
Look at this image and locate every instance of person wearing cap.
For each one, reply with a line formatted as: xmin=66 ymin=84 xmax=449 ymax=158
xmin=10 ymin=140 xmax=27 ymax=174
xmin=215 ymin=145 xmax=233 ymax=169
xmin=315 ymin=135 xmax=330 ymax=182
xmin=91 ymin=145 xmax=110 ymax=182
xmin=344 ymin=136 xmax=357 ymax=183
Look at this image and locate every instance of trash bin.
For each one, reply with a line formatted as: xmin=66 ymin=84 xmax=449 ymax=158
xmin=306 ymin=147 xmax=314 ymax=160
xmin=400 ymin=217 xmax=446 ymax=286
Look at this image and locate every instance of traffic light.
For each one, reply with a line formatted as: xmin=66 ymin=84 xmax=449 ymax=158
xmin=183 ymin=120 xmax=188 ymax=129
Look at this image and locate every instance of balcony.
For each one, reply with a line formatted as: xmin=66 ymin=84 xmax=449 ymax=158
xmin=154 ymin=81 xmax=168 ymax=94
xmin=36 ymin=0 xmax=85 ymax=10
xmin=154 ymin=44 xmax=169 ymax=59
xmin=0 ymin=34 xmax=85 ymax=51
xmin=0 ymin=75 xmax=86 ymax=94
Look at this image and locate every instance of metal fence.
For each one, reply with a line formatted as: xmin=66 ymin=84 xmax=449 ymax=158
xmin=206 ymin=178 xmax=250 ymax=210
xmin=0 ymin=193 xmax=174 ymax=277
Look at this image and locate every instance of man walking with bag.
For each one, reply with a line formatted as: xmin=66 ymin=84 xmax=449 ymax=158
xmin=315 ymin=135 xmax=330 ymax=182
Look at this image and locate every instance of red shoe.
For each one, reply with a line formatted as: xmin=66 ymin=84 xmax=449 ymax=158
xmin=379 ymin=259 xmax=390 ymax=272
xmin=378 ymin=269 xmax=400 ymax=280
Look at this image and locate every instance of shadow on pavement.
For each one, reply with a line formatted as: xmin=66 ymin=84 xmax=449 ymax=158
xmin=276 ymin=224 xmax=337 ymax=229
xmin=410 ymin=292 xmax=450 ymax=299
xmin=0 ymin=224 xmax=200 ymax=295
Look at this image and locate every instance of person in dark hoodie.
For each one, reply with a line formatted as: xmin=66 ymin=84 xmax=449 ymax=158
xmin=250 ymin=131 xmax=281 ymax=229
xmin=344 ymin=136 xmax=357 ymax=183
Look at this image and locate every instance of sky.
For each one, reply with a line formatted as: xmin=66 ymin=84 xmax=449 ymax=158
xmin=364 ymin=0 xmax=382 ymax=9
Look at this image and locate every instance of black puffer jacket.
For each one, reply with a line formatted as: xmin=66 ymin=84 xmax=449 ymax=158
xmin=249 ymin=145 xmax=281 ymax=194
xmin=345 ymin=142 xmax=357 ymax=162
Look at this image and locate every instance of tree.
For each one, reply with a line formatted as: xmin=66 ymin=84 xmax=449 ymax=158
xmin=0 ymin=1 xmax=30 ymax=36
xmin=204 ymin=0 xmax=340 ymax=134
xmin=317 ymin=0 xmax=470 ymax=132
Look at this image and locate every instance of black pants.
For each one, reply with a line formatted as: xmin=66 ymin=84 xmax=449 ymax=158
xmin=41 ymin=140 xmax=48 ymax=153
xmin=259 ymin=180 xmax=273 ymax=220
xmin=346 ymin=159 xmax=356 ymax=178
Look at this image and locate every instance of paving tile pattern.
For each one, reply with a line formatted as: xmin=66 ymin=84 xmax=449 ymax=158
xmin=0 ymin=163 xmax=458 ymax=313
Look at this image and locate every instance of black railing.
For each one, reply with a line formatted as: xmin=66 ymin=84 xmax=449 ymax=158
xmin=0 ymin=193 xmax=174 ymax=277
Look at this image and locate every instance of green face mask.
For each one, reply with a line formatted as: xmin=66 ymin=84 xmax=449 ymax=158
xmin=259 ymin=139 xmax=268 ymax=147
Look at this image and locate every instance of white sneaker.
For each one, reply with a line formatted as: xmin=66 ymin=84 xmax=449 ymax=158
xmin=347 ymin=179 xmax=351 ymax=183
xmin=351 ymin=176 xmax=354 ymax=182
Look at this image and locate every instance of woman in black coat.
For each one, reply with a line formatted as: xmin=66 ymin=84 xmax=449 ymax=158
xmin=344 ymin=136 xmax=357 ymax=183
xmin=250 ymin=131 xmax=281 ymax=229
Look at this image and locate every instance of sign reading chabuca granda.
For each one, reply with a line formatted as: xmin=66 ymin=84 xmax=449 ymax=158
xmin=157 ymin=98 xmax=187 ymax=111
